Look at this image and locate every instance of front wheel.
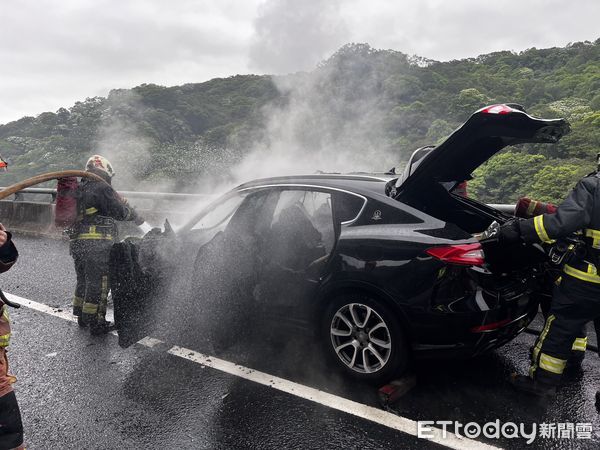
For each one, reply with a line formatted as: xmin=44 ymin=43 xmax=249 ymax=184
xmin=322 ymin=293 xmax=410 ymax=384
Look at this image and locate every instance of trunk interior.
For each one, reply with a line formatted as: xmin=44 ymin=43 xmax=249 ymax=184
xmin=401 ymin=182 xmax=548 ymax=273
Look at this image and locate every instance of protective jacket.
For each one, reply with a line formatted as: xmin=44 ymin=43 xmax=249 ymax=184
xmin=517 ymin=172 xmax=600 ymax=384
xmin=72 ymin=175 xmax=137 ymax=241
xmin=520 ymin=172 xmax=600 ymax=287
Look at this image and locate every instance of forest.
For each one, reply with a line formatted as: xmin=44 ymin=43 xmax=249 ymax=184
xmin=0 ymin=39 xmax=599 ymax=203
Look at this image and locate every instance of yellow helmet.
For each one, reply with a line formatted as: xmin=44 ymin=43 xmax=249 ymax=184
xmin=85 ymin=155 xmax=115 ymax=178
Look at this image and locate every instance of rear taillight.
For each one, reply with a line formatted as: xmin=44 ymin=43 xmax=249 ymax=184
xmin=470 ymin=318 xmax=512 ymax=333
xmin=478 ymin=104 xmax=514 ymax=115
xmin=426 ymin=243 xmax=485 ymax=266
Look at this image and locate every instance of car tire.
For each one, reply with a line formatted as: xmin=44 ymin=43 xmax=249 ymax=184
xmin=322 ymin=292 xmax=410 ymax=384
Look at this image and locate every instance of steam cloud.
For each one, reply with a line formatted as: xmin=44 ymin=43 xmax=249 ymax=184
xmin=231 ymin=60 xmax=400 ymax=186
xmin=95 ymin=90 xmax=155 ymax=191
xmin=249 ymin=0 xmax=349 ymax=74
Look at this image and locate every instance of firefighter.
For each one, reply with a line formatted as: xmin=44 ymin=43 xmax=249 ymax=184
xmin=514 ymin=197 xmax=588 ymax=368
xmin=70 ymin=155 xmax=143 ymax=335
xmin=498 ymin=168 xmax=600 ymax=396
xmin=0 ymin=223 xmax=23 ymax=449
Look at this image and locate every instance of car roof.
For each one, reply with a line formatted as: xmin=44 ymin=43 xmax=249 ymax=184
xmin=235 ymin=173 xmax=395 ymax=197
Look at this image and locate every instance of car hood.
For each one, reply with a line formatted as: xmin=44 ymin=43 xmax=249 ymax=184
xmin=394 ymin=104 xmax=571 ymax=199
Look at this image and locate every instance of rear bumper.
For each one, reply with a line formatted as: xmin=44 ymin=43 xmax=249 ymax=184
xmin=412 ymin=293 xmax=539 ymax=359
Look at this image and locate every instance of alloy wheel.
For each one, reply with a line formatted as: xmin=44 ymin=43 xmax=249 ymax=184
xmin=330 ymin=303 xmax=392 ymax=374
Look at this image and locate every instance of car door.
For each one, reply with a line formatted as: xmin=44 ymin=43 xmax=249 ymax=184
xmin=253 ymin=188 xmax=337 ymax=325
xmin=111 ymin=190 xmax=254 ymax=348
xmin=184 ymin=190 xmax=271 ymax=340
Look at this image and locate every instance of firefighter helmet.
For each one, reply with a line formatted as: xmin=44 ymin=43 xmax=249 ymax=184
xmin=85 ymin=155 xmax=115 ymax=178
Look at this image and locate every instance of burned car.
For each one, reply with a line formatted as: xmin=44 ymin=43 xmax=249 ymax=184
xmin=111 ymin=104 xmax=570 ymax=383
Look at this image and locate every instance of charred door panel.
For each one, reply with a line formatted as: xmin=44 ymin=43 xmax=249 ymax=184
xmin=110 ymin=228 xmax=178 ymax=347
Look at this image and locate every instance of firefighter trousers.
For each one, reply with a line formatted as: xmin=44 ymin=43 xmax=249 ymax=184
xmin=0 ymin=391 xmax=24 ymax=450
xmin=530 ymin=279 xmax=600 ymax=385
xmin=70 ymin=239 xmax=112 ymax=325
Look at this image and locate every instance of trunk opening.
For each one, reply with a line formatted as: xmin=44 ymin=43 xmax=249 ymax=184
xmin=404 ymin=184 xmax=547 ymax=273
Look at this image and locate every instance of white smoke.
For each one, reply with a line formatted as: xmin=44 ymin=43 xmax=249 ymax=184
xmin=94 ymin=89 xmax=155 ymax=190
xmin=230 ymin=51 xmax=401 ymax=185
xmin=249 ymin=0 xmax=349 ymax=74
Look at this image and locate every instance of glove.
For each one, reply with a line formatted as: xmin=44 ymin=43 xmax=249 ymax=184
xmin=131 ymin=209 xmax=145 ymax=226
xmin=498 ymin=220 xmax=522 ymax=244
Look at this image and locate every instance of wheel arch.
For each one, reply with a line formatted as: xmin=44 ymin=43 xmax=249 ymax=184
xmin=315 ymin=280 xmax=414 ymax=343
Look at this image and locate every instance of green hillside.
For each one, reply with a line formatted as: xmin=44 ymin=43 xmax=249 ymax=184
xmin=1 ymin=39 xmax=599 ymax=202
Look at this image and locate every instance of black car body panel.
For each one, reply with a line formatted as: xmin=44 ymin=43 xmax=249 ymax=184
xmin=111 ymin=105 xmax=568 ymax=374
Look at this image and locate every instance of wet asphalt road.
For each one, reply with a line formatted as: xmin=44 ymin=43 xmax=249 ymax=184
xmin=2 ymin=234 xmax=600 ymax=449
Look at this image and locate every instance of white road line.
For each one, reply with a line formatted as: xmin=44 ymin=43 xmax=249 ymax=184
xmin=137 ymin=336 xmax=164 ymax=348
xmin=168 ymin=346 xmax=499 ymax=450
xmin=6 ymin=293 xmax=78 ymax=323
xmin=7 ymin=292 xmax=500 ymax=450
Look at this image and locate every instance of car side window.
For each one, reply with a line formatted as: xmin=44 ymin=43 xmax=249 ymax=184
xmin=334 ymin=192 xmax=366 ymax=224
xmin=190 ymin=193 xmax=246 ymax=231
xmin=265 ymin=189 xmax=335 ymax=270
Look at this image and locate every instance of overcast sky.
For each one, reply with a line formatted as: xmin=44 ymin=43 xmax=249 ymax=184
xmin=0 ymin=0 xmax=598 ymax=124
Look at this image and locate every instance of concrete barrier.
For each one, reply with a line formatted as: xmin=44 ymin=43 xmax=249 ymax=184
xmin=0 ymin=201 xmax=197 ymax=238
xmin=0 ymin=193 xmax=212 ymax=238
xmin=0 ymin=200 xmax=56 ymax=235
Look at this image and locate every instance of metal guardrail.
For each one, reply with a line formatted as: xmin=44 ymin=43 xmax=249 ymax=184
xmin=488 ymin=204 xmax=516 ymax=214
xmin=3 ymin=187 xmax=517 ymax=212
xmin=0 ymin=187 xmax=212 ymax=203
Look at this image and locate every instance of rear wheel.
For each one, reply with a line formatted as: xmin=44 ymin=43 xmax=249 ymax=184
xmin=322 ymin=293 xmax=410 ymax=384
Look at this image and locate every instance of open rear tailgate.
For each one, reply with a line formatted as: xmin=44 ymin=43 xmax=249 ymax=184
xmin=395 ymin=104 xmax=570 ymax=200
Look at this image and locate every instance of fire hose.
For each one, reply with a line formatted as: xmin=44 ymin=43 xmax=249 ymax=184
xmin=0 ymin=170 xmax=106 ymax=200
xmin=0 ymin=170 xmax=153 ymax=232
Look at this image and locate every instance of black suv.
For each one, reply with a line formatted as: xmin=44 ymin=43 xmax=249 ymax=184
xmin=111 ymin=104 xmax=569 ymax=383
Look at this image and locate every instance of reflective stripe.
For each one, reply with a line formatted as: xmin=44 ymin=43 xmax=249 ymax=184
xmin=0 ymin=307 xmax=10 ymax=347
xmin=585 ymin=228 xmax=600 ymax=249
xmin=533 ymin=215 xmax=555 ymax=243
xmin=526 ymin=201 xmax=538 ymax=217
xmin=85 ymin=207 xmax=98 ymax=215
xmin=530 ymin=315 xmax=555 ymax=377
xmin=76 ymin=234 xmax=113 ymax=240
xmin=72 ymin=296 xmax=83 ymax=307
xmin=572 ymin=337 xmax=588 ymax=352
xmin=539 ymin=353 xmax=567 ymax=374
xmin=82 ymin=302 xmax=99 ymax=315
xmin=555 ymin=276 xmax=562 ymax=286
xmin=564 ymin=264 xmax=600 ymax=284
xmin=75 ymin=224 xmax=113 ymax=240
xmin=98 ymin=276 xmax=108 ymax=320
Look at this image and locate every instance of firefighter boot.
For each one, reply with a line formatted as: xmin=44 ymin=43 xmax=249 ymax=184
xmin=90 ymin=320 xmax=115 ymax=336
xmin=73 ymin=306 xmax=89 ymax=327
xmin=563 ymin=352 xmax=585 ymax=378
xmin=509 ymin=374 xmax=557 ymax=398
xmin=72 ymin=296 xmax=84 ymax=323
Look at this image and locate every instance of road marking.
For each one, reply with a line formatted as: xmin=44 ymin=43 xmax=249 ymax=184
xmin=6 ymin=293 xmax=78 ymax=323
xmin=6 ymin=292 xmax=499 ymax=450
xmin=136 ymin=336 xmax=164 ymax=348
